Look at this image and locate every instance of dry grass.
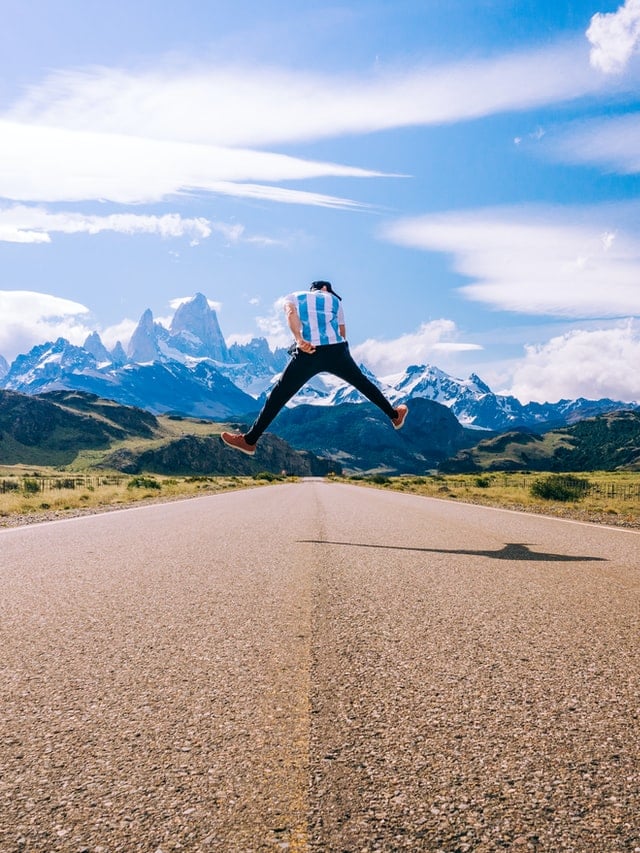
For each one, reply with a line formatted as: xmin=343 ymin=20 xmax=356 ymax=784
xmin=335 ymin=471 xmax=640 ymax=529
xmin=0 ymin=466 xmax=289 ymax=527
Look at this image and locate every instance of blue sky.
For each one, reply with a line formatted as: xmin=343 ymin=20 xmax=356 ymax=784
xmin=1 ymin=0 xmax=640 ymax=402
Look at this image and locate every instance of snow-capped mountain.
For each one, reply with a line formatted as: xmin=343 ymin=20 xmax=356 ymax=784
xmin=1 ymin=293 xmax=635 ymax=430
xmin=375 ymin=363 xmax=631 ymax=431
xmin=2 ymin=336 xmax=256 ymax=418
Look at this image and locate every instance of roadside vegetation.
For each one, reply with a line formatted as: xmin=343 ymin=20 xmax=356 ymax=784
xmin=0 ymin=465 xmax=292 ymax=526
xmin=331 ymin=470 xmax=640 ymax=529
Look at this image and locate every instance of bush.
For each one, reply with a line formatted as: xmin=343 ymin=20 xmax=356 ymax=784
xmin=127 ymin=476 xmax=161 ymax=490
xmin=23 ymin=478 xmax=41 ymax=495
xmin=530 ymin=475 xmax=590 ymax=502
xmin=369 ymin=474 xmax=390 ymax=485
xmin=54 ymin=478 xmax=77 ymax=490
xmin=253 ymin=471 xmax=281 ymax=481
xmin=474 ymin=476 xmax=492 ymax=488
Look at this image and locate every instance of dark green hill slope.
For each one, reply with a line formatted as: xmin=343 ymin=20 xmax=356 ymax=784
xmin=273 ymin=398 xmax=478 ymax=473
xmin=0 ymin=389 xmax=335 ymax=476
xmin=0 ymin=389 xmax=158 ymax=465
xmin=440 ymin=409 xmax=640 ymax=473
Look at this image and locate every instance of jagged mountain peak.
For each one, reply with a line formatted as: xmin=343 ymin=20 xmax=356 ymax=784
xmin=83 ymin=331 xmax=112 ymax=364
xmin=169 ymin=293 xmax=229 ymax=362
xmin=110 ymin=341 xmax=128 ymax=367
xmin=128 ymin=308 xmax=162 ymax=363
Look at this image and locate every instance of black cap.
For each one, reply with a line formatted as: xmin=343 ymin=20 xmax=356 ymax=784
xmin=310 ymin=280 xmax=342 ymax=301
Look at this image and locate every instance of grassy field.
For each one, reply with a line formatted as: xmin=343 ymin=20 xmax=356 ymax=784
xmin=3 ymin=464 xmax=639 ymax=530
xmin=0 ymin=465 xmax=289 ymax=526
xmin=334 ymin=470 xmax=640 ymax=529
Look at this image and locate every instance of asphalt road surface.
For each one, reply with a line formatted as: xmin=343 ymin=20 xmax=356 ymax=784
xmin=1 ymin=481 xmax=638 ymax=853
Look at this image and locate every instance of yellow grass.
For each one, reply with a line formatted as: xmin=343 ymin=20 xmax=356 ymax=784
xmin=334 ymin=471 xmax=640 ymax=529
xmin=0 ymin=466 xmax=288 ymax=525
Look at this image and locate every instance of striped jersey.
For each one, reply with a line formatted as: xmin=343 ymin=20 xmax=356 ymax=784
xmin=285 ymin=290 xmax=346 ymax=346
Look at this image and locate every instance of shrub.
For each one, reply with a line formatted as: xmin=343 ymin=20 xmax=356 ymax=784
xmin=55 ymin=478 xmax=77 ymax=490
xmin=23 ymin=479 xmax=41 ymax=495
xmin=369 ymin=474 xmax=390 ymax=485
xmin=475 ymin=476 xmax=492 ymax=488
xmin=127 ymin=476 xmax=161 ymax=490
xmin=253 ymin=471 xmax=280 ymax=481
xmin=530 ymin=475 xmax=590 ymax=502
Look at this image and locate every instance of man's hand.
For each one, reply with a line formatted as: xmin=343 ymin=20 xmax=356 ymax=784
xmin=296 ymin=338 xmax=316 ymax=354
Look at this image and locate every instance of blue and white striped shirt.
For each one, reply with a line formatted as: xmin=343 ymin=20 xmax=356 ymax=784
xmin=285 ymin=291 xmax=346 ymax=346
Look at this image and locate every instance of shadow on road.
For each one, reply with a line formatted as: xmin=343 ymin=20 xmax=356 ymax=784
xmin=298 ymin=540 xmax=607 ymax=563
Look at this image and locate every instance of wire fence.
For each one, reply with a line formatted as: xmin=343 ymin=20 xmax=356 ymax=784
xmin=434 ymin=474 xmax=640 ymax=501
xmin=0 ymin=475 xmax=126 ymax=494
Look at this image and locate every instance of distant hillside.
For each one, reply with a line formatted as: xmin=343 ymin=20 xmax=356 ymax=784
xmin=0 ymin=390 xmax=336 ymax=476
xmin=273 ymin=397 xmax=478 ymax=474
xmin=101 ymin=433 xmax=334 ymax=477
xmin=440 ymin=409 xmax=640 ymax=473
xmin=0 ymin=389 xmax=159 ymax=465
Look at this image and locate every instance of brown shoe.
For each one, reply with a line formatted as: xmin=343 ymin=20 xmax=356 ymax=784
xmin=220 ymin=432 xmax=256 ymax=456
xmin=391 ymin=404 xmax=409 ymax=430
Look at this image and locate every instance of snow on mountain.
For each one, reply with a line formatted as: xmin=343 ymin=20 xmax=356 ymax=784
xmin=127 ymin=308 xmax=162 ymax=363
xmin=170 ymin=292 xmax=229 ymax=362
xmin=4 ymin=338 xmax=102 ymax=393
xmin=83 ymin=331 xmax=113 ymax=366
xmin=1 ymin=294 xmax=635 ymax=430
xmin=378 ymin=363 xmax=632 ymax=431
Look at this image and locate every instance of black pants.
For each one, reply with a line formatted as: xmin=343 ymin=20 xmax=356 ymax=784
xmin=245 ymin=341 xmax=397 ymax=444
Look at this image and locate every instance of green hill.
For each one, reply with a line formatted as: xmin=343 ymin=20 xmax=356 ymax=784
xmin=273 ymin=398 xmax=478 ymax=474
xmin=0 ymin=390 xmax=336 ymax=476
xmin=440 ymin=409 xmax=640 ymax=473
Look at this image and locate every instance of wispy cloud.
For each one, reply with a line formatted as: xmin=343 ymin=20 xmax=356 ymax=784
xmin=0 ymin=119 xmax=381 ymax=207
xmin=0 ymin=205 xmax=212 ymax=244
xmin=507 ymin=321 xmax=640 ymax=403
xmin=352 ymin=320 xmax=482 ymax=377
xmin=0 ymin=35 xmax=632 ymax=214
xmin=383 ymin=206 xmax=640 ymax=319
xmin=6 ymin=42 xmax=618 ymax=149
xmin=550 ymin=112 xmax=640 ymax=174
xmin=587 ymin=0 xmax=640 ymax=73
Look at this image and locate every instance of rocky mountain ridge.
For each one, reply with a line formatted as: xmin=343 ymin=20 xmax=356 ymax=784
xmin=1 ymin=293 xmax=636 ymax=432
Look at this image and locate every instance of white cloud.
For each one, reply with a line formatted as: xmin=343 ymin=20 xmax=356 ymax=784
xmin=0 ymin=291 xmax=92 ymax=361
xmin=0 ymin=204 xmax=212 ymax=244
xmin=587 ymin=0 xmax=640 ymax=73
xmin=0 ymin=119 xmax=380 ymax=208
xmin=6 ymin=42 xmax=615 ymax=150
xmin=551 ymin=112 xmax=640 ymax=174
xmin=100 ymin=318 xmax=137 ymax=352
xmin=254 ymin=297 xmax=290 ymax=348
xmin=507 ymin=322 xmax=640 ymax=403
xmin=352 ymin=320 xmax=482 ymax=376
xmin=0 ymin=37 xmax=629 ymax=212
xmin=383 ymin=206 xmax=640 ymax=318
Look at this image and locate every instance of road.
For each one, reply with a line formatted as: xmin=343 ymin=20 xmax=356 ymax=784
xmin=1 ymin=481 xmax=638 ymax=852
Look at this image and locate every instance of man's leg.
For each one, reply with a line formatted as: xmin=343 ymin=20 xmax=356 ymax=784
xmin=243 ymin=351 xmax=319 ymax=444
xmin=326 ymin=344 xmax=398 ymax=419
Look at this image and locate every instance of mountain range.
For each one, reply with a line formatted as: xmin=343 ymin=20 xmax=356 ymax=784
xmin=1 ymin=293 xmax=637 ymax=435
